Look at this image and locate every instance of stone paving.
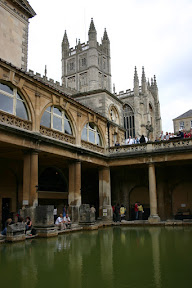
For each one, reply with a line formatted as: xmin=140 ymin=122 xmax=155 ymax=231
xmin=1 ymin=219 xmax=192 ymax=244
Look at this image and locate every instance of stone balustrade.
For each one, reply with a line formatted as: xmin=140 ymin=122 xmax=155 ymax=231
xmin=107 ymin=138 xmax=192 ymax=155
xmin=0 ymin=110 xmax=32 ymax=130
xmin=40 ymin=126 xmax=76 ymax=145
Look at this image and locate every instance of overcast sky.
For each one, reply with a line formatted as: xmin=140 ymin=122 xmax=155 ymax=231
xmin=28 ymin=0 xmax=192 ymax=132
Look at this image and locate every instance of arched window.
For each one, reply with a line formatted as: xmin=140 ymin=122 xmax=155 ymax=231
xmin=81 ymin=122 xmax=102 ymax=146
xmin=123 ymin=104 xmax=135 ymax=138
xmin=40 ymin=106 xmax=73 ymax=135
xmin=0 ymin=81 xmax=28 ymax=120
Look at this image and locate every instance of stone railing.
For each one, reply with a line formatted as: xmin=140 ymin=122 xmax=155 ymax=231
xmin=40 ymin=126 xmax=76 ymax=144
xmin=107 ymin=138 xmax=192 ymax=155
xmin=0 ymin=110 xmax=32 ymax=130
xmin=81 ymin=140 xmax=105 ymax=154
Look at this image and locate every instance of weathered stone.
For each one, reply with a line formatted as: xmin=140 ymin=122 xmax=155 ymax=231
xmin=79 ymin=204 xmax=96 ymax=224
xmin=6 ymin=223 xmax=25 ymax=242
xmin=34 ymin=205 xmax=54 ymax=227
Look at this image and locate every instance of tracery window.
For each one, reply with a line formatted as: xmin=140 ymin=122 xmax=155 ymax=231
xmin=123 ymin=104 xmax=135 ymax=138
xmin=40 ymin=106 xmax=73 ymax=135
xmin=0 ymin=81 xmax=28 ymax=120
xmin=81 ymin=122 xmax=102 ymax=146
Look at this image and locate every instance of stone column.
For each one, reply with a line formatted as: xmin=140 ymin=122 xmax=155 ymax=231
xmin=68 ymin=161 xmax=81 ymax=222
xmin=29 ymin=151 xmax=38 ymax=207
xmin=148 ymin=163 xmax=160 ymax=223
xmin=99 ymin=167 xmax=112 ymax=221
xmin=22 ymin=151 xmax=31 ymax=207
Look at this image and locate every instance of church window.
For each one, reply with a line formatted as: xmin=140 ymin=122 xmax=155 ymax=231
xmin=81 ymin=58 xmax=86 ymax=66
xmin=123 ymin=104 xmax=135 ymax=138
xmin=70 ymin=62 xmax=74 ymax=70
xmin=81 ymin=122 xmax=102 ymax=146
xmin=0 ymin=81 xmax=28 ymax=120
xmin=40 ymin=106 xmax=73 ymax=135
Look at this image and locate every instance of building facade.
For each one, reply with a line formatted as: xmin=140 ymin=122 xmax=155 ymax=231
xmin=173 ymin=110 xmax=192 ymax=134
xmin=0 ymin=0 xmax=192 ymax=228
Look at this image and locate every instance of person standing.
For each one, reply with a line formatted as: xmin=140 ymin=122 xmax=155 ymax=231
xmin=134 ymin=202 xmax=138 ymax=220
xmin=138 ymin=203 xmax=144 ymax=220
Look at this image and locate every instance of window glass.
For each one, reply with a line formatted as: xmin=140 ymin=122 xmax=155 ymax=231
xmin=0 ymin=83 xmax=13 ymax=95
xmin=89 ymin=130 xmax=95 ymax=143
xmin=53 ymin=115 xmax=62 ymax=131
xmin=96 ymin=133 xmax=102 ymax=146
xmin=16 ymin=93 xmax=22 ymax=100
xmin=53 ymin=107 xmax=62 ymax=116
xmin=46 ymin=106 xmax=51 ymax=112
xmin=40 ymin=111 xmax=51 ymax=128
xmin=64 ymin=120 xmax=72 ymax=135
xmin=81 ymin=127 xmax=87 ymax=141
xmin=0 ymin=93 xmax=13 ymax=114
xmin=16 ymin=99 xmax=28 ymax=120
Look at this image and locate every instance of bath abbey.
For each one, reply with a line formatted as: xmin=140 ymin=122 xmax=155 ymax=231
xmin=0 ymin=0 xmax=192 ymax=231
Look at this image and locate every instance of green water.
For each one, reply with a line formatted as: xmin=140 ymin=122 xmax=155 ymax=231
xmin=0 ymin=227 xmax=192 ymax=288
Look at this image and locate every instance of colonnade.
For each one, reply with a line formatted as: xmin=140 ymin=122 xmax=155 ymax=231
xmin=22 ymin=150 xmax=160 ymax=222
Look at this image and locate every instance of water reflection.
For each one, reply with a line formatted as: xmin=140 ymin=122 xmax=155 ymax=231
xmin=1 ymin=227 xmax=192 ymax=288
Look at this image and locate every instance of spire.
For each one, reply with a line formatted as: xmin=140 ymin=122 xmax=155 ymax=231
xmin=89 ymin=18 xmax=96 ymax=33
xmin=142 ymin=66 xmax=146 ymax=82
xmin=88 ymin=18 xmax=97 ymax=47
xmin=62 ymin=30 xmax=69 ymax=45
xmin=141 ymin=66 xmax=147 ymax=93
xmin=44 ymin=65 xmax=47 ymax=77
xmin=103 ymin=28 xmax=109 ymax=41
xmin=134 ymin=66 xmax=139 ymax=83
xmin=134 ymin=66 xmax=139 ymax=96
xmin=154 ymin=75 xmax=157 ymax=87
xmin=151 ymin=77 xmax=154 ymax=86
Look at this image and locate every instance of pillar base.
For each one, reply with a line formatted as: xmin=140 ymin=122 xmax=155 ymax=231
xmin=69 ymin=205 xmax=80 ymax=223
xmin=148 ymin=215 xmax=161 ymax=223
xmin=100 ymin=205 xmax=113 ymax=221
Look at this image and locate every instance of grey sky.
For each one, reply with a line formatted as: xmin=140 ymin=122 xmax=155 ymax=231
xmin=28 ymin=0 xmax=192 ymax=132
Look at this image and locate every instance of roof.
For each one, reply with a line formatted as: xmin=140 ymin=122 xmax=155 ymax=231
xmin=173 ymin=110 xmax=192 ymax=120
xmin=10 ymin=0 xmax=36 ymax=18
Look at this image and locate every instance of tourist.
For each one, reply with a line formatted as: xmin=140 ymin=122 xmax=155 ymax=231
xmin=134 ymin=202 xmax=138 ymax=220
xmin=53 ymin=206 xmax=57 ymax=222
xmin=63 ymin=205 xmax=66 ymax=217
xmin=165 ymin=132 xmax=169 ymax=140
xmin=140 ymin=135 xmax=146 ymax=143
xmin=120 ymin=204 xmax=126 ymax=221
xmin=64 ymin=214 xmax=71 ymax=228
xmin=90 ymin=205 xmax=96 ymax=214
xmin=138 ymin=203 xmax=144 ymax=220
xmin=115 ymin=141 xmax=120 ymax=146
xmin=1 ymin=218 xmax=13 ymax=236
xmin=177 ymin=129 xmax=184 ymax=138
xmin=25 ymin=216 xmax=32 ymax=231
xmin=159 ymin=131 xmax=164 ymax=141
xmin=55 ymin=214 xmax=66 ymax=230
xmin=134 ymin=136 xmax=139 ymax=144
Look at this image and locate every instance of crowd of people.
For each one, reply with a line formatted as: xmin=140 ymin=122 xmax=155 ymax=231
xmin=112 ymin=202 xmax=145 ymax=222
xmin=114 ymin=129 xmax=192 ymax=147
xmin=1 ymin=215 xmax=32 ymax=236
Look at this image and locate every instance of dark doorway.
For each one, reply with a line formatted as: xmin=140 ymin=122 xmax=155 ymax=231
xmin=39 ymin=167 xmax=68 ymax=192
xmin=2 ymin=198 xmax=11 ymax=229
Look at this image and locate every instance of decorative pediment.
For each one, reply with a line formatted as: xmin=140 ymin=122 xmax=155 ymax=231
xmin=11 ymin=0 xmax=36 ymax=18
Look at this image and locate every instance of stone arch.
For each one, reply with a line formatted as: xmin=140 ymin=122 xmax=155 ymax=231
xmin=172 ymin=181 xmax=192 ymax=217
xmin=0 ymin=167 xmax=18 ymax=228
xmin=81 ymin=121 xmax=105 ymax=146
xmin=39 ymin=104 xmax=76 ymax=137
xmin=38 ymin=166 xmax=68 ymax=192
xmin=0 ymin=79 xmax=33 ymax=123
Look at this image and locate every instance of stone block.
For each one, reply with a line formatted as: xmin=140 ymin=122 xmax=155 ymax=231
xmin=6 ymin=223 xmax=25 ymax=242
xmin=79 ymin=204 xmax=96 ymax=224
xmin=34 ymin=205 xmax=54 ymax=228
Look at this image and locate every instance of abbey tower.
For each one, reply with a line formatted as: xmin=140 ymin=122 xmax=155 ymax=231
xmin=62 ymin=19 xmax=111 ymax=93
